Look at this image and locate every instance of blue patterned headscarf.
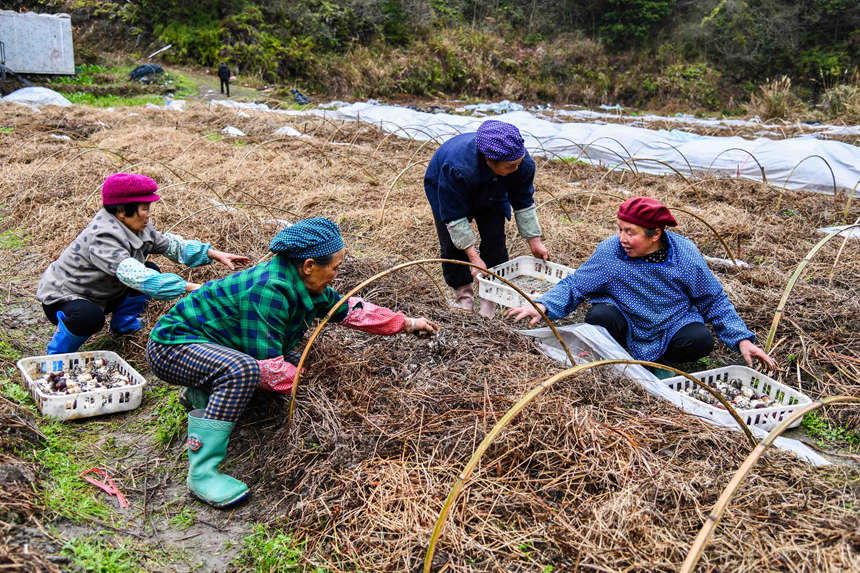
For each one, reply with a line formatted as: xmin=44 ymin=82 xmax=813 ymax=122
xmin=475 ymin=120 xmax=526 ymax=162
xmin=270 ymin=217 xmax=344 ymax=259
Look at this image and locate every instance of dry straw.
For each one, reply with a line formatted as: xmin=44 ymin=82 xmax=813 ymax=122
xmin=1 ymin=101 xmax=857 ymax=571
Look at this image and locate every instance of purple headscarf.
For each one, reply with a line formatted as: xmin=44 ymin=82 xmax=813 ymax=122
xmin=475 ymin=120 xmax=526 ymax=162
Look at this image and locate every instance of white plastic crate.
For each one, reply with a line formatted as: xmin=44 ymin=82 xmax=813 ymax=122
xmin=16 ymin=351 xmax=146 ymax=421
xmin=662 ymin=365 xmax=811 ymax=431
xmin=477 ymin=256 xmax=576 ymax=309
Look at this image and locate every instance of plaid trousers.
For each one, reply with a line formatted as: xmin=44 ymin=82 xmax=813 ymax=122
xmin=146 ymin=339 xmax=261 ymax=422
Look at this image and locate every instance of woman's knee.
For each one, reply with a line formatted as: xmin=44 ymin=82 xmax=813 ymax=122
xmin=216 ymin=354 xmax=261 ymax=394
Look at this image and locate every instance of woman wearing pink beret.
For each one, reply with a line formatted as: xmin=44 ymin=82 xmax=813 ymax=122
xmin=36 ymin=173 xmax=249 ymax=354
xmin=507 ymin=197 xmax=774 ymax=374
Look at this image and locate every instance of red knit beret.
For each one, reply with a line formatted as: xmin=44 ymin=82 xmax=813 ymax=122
xmin=617 ymin=197 xmax=677 ymax=229
xmin=102 ymin=173 xmax=160 ymax=206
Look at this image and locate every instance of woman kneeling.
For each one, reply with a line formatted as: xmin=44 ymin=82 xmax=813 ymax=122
xmin=146 ymin=217 xmax=438 ymax=508
xmin=507 ymin=197 xmax=774 ymax=374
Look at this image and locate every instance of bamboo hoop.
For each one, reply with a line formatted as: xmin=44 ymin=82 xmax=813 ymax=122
xmin=842 ymin=180 xmax=859 ymax=225
xmin=776 ymin=155 xmax=838 ymax=210
xmin=705 ymin=148 xmax=768 ymax=185
xmin=764 ymin=223 xmax=860 ymax=352
xmin=827 ymin=216 xmax=860 ymax=288
xmin=378 ymin=160 xmax=430 ymax=226
xmin=287 ymin=258 xmax=576 ymax=424
xmin=680 ymin=395 xmax=860 ymax=573
xmin=424 ymin=359 xmax=756 ymax=573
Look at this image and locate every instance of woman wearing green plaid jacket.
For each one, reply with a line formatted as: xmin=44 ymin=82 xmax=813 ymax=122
xmin=146 ymin=218 xmax=438 ymax=508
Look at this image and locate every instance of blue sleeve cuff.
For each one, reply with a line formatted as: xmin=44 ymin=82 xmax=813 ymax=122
xmin=142 ymin=273 xmax=188 ymax=300
xmin=163 ymin=233 xmax=212 ymax=267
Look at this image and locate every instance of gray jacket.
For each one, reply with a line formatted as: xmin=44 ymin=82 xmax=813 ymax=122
xmin=37 ymin=208 xmax=171 ymax=308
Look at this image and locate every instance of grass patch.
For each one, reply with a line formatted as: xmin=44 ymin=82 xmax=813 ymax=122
xmin=31 ymin=420 xmax=112 ymax=521
xmin=801 ymin=411 xmax=860 ymax=452
xmin=168 ymin=506 xmax=197 ymax=530
xmin=0 ymin=127 xmax=13 ymax=134
xmin=0 ymin=377 xmax=31 ymax=407
xmin=65 ymin=92 xmax=162 ymax=108
xmin=237 ymin=525 xmax=330 ymax=572
xmin=0 ymin=229 xmax=28 ymax=250
xmin=63 ymin=533 xmax=143 ymax=573
xmin=154 ymin=391 xmax=186 ymax=447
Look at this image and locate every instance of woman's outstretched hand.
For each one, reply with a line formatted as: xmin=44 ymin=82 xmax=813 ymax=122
xmin=405 ymin=317 xmax=440 ymax=336
xmin=504 ymin=303 xmax=546 ymax=326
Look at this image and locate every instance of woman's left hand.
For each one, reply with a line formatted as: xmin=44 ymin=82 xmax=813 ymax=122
xmin=738 ymin=339 xmax=776 ymax=370
xmin=208 ymin=249 xmax=251 ymax=270
xmin=405 ymin=316 xmax=440 ymax=336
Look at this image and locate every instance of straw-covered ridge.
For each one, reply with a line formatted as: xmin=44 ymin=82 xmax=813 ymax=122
xmin=0 ymin=100 xmax=858 ymax=571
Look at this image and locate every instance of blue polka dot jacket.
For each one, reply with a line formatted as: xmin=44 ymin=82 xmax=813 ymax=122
xmin=537 ymin=231 xmax=755 ymax=361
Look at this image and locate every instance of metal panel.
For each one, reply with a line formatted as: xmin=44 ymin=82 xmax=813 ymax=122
xmin=0 ymin=11 xmax=74 ymax=75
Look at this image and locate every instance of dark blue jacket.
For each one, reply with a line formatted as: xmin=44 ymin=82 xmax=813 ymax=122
xmin=423 ymin=133 xmax=536 ymax=223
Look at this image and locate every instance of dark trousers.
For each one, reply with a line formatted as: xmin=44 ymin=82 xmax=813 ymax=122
xmin=585 ymin=303 xmax=714 ymax=365
xmin=42 ymin=261 xmax=160 ymax=337
xmin=433 ymin=212 xmax=508 ymax=288
xmin=220 ymin=78 xmax=230 ymax=96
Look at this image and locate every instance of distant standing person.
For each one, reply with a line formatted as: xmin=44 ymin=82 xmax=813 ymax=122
xmin=424 ymin=120 xmax=549 ymax=318
xmin=217 ymin=63 xmax=231 ymax=97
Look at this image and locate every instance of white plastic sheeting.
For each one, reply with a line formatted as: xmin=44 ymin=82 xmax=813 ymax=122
xmin=2 ymin=87 xmax=71 ymax=107
xmin=294 ymin=101 xmax=859 ymax=194
xmin=518 ymin=323 xmax=830 ymax=466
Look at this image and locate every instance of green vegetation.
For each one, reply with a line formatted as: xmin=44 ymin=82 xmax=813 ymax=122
xmin=31 ymin=420 xmax=113 ymax=521
xmin=801 ymin=411 xmax=860 ymax=452
xmin=168 ymin=506 xmax=197 ymax=530
xmin=0 ymin=229 xmax=28 ymax=250
xmin=237 ymin=525 xmax=330 ymax=572
xmin=63 ymin=534 xmax=143 ymax=573
xmin=39 ymin=0 xmax=856 ymax=115
xmin=153 ymin=391 xmax=186 ymax=446
xmin=63 ymin=92 xmax=162 ymax=108
xmin=0 ymin=127 xmax=13 ymax=134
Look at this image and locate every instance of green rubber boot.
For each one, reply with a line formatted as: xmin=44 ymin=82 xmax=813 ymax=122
xmin=179 ymin=387 xmax=210 ymax=411
xmin=186 ymin=410 xmax=249 ymax=508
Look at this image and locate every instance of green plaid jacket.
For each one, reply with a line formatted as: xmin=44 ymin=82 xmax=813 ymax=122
xmin=150 ymin=255 xmax=347 ymax=359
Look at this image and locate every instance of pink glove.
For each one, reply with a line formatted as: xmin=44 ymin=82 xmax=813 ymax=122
xmin=259 ymin=356 xmax=299 ymax=393
xmin=342 ymin=297 xmax=406 ymax=335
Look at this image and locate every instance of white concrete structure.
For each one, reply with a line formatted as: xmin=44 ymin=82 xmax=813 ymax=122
xmin=0 ymin=11 xmax=74 ymax=75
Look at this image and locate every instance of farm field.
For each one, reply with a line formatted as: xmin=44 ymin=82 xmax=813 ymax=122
xmin=0 ymin=100 xmax=858 ymax=572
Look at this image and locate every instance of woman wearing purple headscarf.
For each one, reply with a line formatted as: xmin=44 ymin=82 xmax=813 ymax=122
xmin=424 ymin=120 xmax=549 ymax=318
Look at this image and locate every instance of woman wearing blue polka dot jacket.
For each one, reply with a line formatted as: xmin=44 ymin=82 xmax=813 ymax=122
xmin=506 ymin=197 xmax=775 ymax=373
xmin=424 ymin=120 xmax=549 ymax=318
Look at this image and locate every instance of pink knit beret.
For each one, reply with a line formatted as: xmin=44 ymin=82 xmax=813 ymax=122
xmin=617 ymin=197 xmax=677 ymax=229
xmin=101 ymin=173 xmax=160 ymax=206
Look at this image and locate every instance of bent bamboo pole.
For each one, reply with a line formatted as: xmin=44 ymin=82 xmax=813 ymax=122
xmin=378 ymin=160 xmax=430 ymax=226
xmin=287 ymin=258 xmax=576 ymax=424
xmin=424 ymin=359 xmax=755 ymax=573
xmin=680 ymin=395 xmax=860 ymax=573
xmin=776 ymin=154 xmax=838 ymax=210
xmin=764 ymin=223 xmax=860 ymax=352
xmin=705 ymin=148 xmax=768 ymax=185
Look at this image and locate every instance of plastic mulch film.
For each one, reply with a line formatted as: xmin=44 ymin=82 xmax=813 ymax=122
xmin=517 ymin=323 xmax=830 ymax=466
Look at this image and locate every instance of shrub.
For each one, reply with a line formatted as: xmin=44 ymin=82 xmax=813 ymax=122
xmin=749 ymin=76 xmax=805 ymax=120
xmin=818 ymin=80 xmax=860 ymax=123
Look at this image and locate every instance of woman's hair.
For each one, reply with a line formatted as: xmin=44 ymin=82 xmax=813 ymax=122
xmin=643 ymin=227 xmax=660 ymax=238
xmin=104 ymin=202 xmax=142 ymax=218
xmin=287 ymin=253 xmax=335 ymax=269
